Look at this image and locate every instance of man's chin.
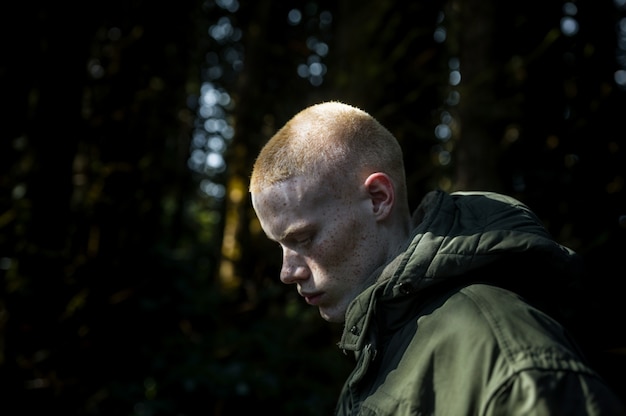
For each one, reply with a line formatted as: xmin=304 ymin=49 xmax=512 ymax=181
xmin=319 ymin=307 xmax=345 ymax=323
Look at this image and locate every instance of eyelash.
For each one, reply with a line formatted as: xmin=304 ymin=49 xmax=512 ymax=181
xmin=279 ymin=236 xmax=312 ymax=250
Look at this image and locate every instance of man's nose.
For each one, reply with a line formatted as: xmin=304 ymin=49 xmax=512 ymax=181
xmin=280 ymin=248 xmax=309 ymax=284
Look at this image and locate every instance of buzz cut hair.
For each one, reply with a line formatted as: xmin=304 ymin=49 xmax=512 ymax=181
xmin=249 ymin=101 xmax=406 ymax=197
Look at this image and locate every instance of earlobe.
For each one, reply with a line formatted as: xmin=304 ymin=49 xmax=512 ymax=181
xmin=364 ymin=173 xmax=395 ymax=219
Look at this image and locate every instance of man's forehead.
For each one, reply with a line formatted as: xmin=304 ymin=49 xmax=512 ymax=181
xmin=252 ymin=175 xmax=341 ymax=225
xmin=255 ymin=175 xmax=330 ymax=206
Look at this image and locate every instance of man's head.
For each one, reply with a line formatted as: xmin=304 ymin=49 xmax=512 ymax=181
xmin=249 ymin=101 xmax=406 ymax=196
xmin=250 ymin=101 xmax=411 ymax=322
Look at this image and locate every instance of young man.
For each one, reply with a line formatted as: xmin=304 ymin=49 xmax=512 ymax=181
xmin=249 ymin=101 xmax=625 ymax=415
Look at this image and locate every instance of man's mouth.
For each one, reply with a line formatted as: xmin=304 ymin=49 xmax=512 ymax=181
xmin=301 ymin=292 xmax=323 ymax=305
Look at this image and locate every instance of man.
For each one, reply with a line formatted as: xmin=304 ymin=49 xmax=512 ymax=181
xmin=249 ymin=101 xmax=625 ymax=415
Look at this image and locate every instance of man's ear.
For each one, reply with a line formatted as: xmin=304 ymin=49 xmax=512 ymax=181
xmin=364 ymin=173 xmax=394 ymax=220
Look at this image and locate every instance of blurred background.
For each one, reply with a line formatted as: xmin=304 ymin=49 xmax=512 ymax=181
xmin=1 ymin=0 xmax=625 ymax=414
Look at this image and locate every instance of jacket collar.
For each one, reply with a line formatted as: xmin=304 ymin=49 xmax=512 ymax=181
xmin=338 ymin=190 xmax=445 ymax=352
xmin=338 ymin=189 xmax=583 ymax=352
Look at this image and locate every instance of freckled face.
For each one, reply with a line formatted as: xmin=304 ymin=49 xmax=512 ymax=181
xmin=251 ymin=175 xmax=386 ymax=323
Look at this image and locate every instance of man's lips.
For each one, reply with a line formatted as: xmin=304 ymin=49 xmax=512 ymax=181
xmin=301 ymin=292 xmax=323 ymax=305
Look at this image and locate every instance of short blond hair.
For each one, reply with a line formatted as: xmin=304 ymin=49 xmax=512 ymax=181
xmin=249 ymin=101 xmax=406 ymax=197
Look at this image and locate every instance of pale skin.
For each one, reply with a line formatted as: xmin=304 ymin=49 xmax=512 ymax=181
xmin=251 ymin=171 xmax=412 ymax=323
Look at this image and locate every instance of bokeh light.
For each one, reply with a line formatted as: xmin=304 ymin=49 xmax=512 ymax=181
xmin=290 ymin=8 xmax=332 ymax=86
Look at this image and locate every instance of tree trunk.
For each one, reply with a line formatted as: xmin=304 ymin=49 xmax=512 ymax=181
xmin=447 ymin=0 xmax=502 ymax=191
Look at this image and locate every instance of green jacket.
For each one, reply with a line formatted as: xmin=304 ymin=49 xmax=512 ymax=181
xmin=335 ymin=190 xmax=624 ymax=415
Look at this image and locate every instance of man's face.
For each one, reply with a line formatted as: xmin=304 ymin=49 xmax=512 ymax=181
xmin=251 ymin=175 xmax=387 ymax=323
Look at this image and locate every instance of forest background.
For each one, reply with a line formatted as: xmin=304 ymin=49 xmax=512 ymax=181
xmin=1 ymin=0 xmax=625 ymax=414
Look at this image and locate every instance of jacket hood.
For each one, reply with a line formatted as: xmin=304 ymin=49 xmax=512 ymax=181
xmin=339 ymin=190 xmax=583 ymax=352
